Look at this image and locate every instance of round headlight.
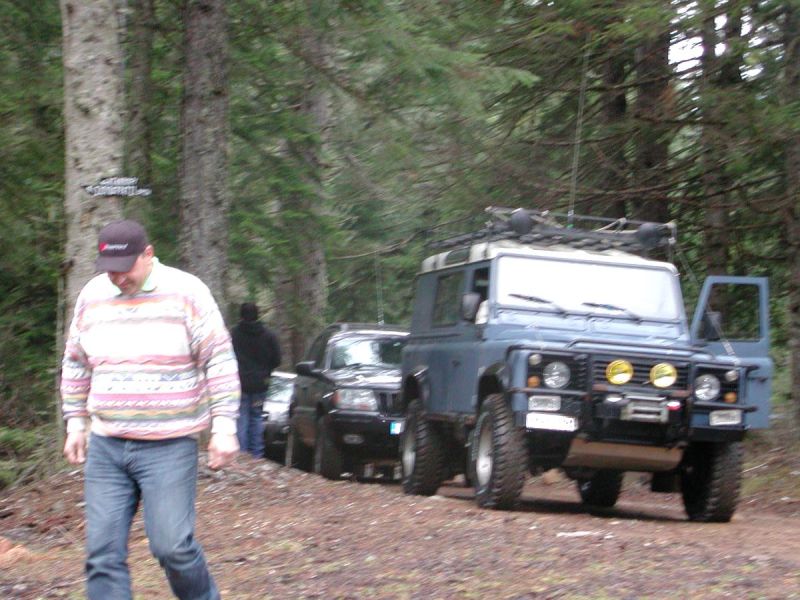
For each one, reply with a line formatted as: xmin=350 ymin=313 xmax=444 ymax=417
xmin=650 ymin=363 xmax=677 ymax=388
xmin=543 ymin=361 xmax=570 ymax=389
xmin=694 ymin=374 xmax=721 ymax=401
xmin=528 ymin=353 xmax=543 ymax=366
xmin=606 ymin=360 xmax=633 ymax=385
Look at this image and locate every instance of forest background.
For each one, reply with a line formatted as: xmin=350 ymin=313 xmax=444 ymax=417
xmin=1 ymin=0 xmax=799 ymax=487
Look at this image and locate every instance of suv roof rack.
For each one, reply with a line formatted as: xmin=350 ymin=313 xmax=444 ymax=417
xmin=428 ymin=206 xmax=676 ymax=256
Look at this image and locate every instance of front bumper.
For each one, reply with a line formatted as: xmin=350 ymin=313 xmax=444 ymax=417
xmin=327 ymin=410 xmax=404 ymax=459
xmin=263 ymin=418 xmax=289 ymax=446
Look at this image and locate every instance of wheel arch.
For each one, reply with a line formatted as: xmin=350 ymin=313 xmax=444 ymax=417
xmin=402 ymin=367 xmax=429 ymax=412
xmin=476 ymin=363 xmax=508 ymax=413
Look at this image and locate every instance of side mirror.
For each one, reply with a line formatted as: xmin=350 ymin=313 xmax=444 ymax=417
xmin=295 ymin=361 xmax=317 ymax=377
xmin=700 ymin=311 xmax=722 ymax=342
xmin=461 ymin=292 xmax=482 ymax=322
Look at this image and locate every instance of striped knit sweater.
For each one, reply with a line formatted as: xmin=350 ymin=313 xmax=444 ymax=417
xmin=61 ymin=258 xmax=240 ymax=440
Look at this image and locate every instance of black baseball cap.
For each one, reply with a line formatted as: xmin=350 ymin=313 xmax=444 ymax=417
xmin=95 ymin=220 xmax=148 ymax=273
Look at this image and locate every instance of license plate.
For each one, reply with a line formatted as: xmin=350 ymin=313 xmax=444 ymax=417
xmin=526 ymin=412 xmax=578 ymax=432
xmin=389 ymin=420 xmax=404 ymax=435
xmin=709 ymin=409 xmax=742 ymax=426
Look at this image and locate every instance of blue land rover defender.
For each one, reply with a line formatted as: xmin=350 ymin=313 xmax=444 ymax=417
xmin=400 ymin=207 xmax=772 ymax=521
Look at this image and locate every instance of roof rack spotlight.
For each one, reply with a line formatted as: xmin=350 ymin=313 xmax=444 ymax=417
xmin=510 ymin=208 xmax=533 ymax=235
xmin=636 ymin=221 xmax=674 ymax=250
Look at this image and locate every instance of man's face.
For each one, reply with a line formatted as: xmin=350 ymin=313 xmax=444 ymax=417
xmin=107 ymin=245 xmax=154 ymax=295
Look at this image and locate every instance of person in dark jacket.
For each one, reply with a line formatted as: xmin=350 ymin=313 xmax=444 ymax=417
xmin=230 ymin=302 xmax=282 ymax=457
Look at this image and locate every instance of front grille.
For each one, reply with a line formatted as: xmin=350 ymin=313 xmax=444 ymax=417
xmin=378 ymin=391 xmax=402 ymax=415
xmin=592 ymin=355 xmax=689 ymax=389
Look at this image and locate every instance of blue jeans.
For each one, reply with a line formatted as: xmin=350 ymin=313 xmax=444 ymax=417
xmin=84 ymin=434 xmax=219 ymax=600
xmin=237 ymin=392 xmax=266 ymax=457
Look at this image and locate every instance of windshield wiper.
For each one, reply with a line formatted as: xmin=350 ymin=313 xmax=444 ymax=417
xmin=509 ymin=293 xmax=568 ymax=316
xmin=581 ymin=301 xmax=642 ymax=324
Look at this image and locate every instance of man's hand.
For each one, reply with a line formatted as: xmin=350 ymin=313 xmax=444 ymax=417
xmin=63 ymin=431 xmax=88 ymax=464
xmin=207 ymin=433 xmax=239 ymax=469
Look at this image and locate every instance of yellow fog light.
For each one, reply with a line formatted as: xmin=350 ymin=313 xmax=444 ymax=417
xmin=606 ymin=360 xmax=633 ymax=385
xmin=528 ymin=375 xmax=541 ymax=388
xmin=724 ymin=392 xmax=737 ymax=403
xmin=650 ymin=363 xmax=677 ymax=388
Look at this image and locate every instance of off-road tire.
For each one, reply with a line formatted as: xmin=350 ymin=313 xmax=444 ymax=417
xmin=284 ymin=421 xmax=312 ymax=472
xmin=577 ymin=470 xmax=624 ymax=508
xmin=681 ymin=441 xmax=743 ymax=522
xmin=401 ymin=399 xmax=445 ymax=496
xmin=313 ymin=416 xmax=343 ymax=480
xmin=470 ymin=393 xmax=527 ymax=510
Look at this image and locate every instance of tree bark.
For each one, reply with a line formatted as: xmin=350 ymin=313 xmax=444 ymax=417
xmin=783 ymin=2 xmax=800 ymax=433
xmin=60 ymin=0 xmax=126 ymax=324
xmin=632 ymin=28 xmax=672 ymax=224
xmin=178 ymin=0 xmax=230 ymax=307
xmin=596 ymin=37 xmax=630 ymax=219
xmin=699 ymin=2 xmax=727 ymax=277
xmin=124 ymin=0 xmax=155 ymax=222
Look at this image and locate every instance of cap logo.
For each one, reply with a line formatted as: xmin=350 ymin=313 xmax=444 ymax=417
xmin=99 ymin=242 xmax=129 ymax=252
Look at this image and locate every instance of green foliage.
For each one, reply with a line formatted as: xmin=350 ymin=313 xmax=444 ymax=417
xmin=0 ymin=0 xmax=64 ymax=426
xmin=0 ymin=425 xmax=62 ymax=489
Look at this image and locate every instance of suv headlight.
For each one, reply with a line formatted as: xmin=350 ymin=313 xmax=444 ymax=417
xmin=335 ymin=388 xmax=378 ymax=411
xmin=694 ymin=374 xmax=721 ymax=401
xmin=543 ymin=361 xmax=570 ymax=389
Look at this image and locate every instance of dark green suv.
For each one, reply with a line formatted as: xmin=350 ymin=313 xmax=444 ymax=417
xmin=400 ymin=207 xmax=772 ymax=521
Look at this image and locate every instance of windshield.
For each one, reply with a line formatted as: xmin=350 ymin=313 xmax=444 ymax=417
xmin=329 ymin=336 xmax=406 ymax=369
xmin=495 ymin=255 xmax=682 ymax=321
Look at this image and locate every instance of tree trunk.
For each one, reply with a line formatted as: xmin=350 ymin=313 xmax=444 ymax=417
xmin=783 ymin=3 xmax=800 ymax=433
xmin=60 ymin=0 xmax=126 ymax=323
xmin=632 ymin=29 xmax=671 ymax=224
xmin=596 ymin=39 xmax=630 ymax=219
xmin=124 ymin=0 xmax=155 ymax=222
xmin=178 ymin=0 xmax=230 ymax=307
xmin=701 ymin=1 xmax=745 ymax=278
xmin=274 ymin=4 xmax=330 ymax=365
xmin=59 ymin=0 xmax=126 ymax=438
xmin=699 ymin=3 xmax=727 ymax=277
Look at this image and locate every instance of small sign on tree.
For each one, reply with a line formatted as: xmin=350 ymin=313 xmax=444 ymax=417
xmin=84 ymin=177 xmax=152 ymax=197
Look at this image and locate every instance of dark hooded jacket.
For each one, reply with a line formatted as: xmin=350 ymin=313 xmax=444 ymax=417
xmin=230 ymin=320 xmax=282 ymax=393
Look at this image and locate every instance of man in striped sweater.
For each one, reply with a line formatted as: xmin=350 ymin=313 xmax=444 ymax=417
xmin=61 ymin=219 xmax=240 ymax=600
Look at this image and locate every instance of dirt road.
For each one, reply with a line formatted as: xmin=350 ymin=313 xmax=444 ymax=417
xmin=2 ymin=456 xmax=799 ymax=599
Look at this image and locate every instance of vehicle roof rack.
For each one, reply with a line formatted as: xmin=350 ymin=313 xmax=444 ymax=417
xmin=428 ymin=206 xmax=676 ymax=257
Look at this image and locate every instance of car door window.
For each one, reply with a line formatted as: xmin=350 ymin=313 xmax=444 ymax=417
xmin=433 ymin=271 xmax=464 ymax=327
xmin=306 ymin=333 xmax=329 ymax=367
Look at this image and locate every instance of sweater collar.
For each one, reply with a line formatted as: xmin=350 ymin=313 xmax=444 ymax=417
xmin=140 ymin=257 xmax=161 ymax=292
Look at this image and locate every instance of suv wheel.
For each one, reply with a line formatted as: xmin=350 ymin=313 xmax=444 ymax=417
xmin=285 ymin=421 xmax=312 ymax=472
xmin=401 ymin=399 xmax=445 ymax=495
xmin=577 ymin=470 xmax=624 ymax=508
xmin=313 ymin=416 xmax=343 ymax=480
xmin=470 ymin=394 xmax=527 ymax=510
xmin=681 ymin=441 xmax=742 ymax=522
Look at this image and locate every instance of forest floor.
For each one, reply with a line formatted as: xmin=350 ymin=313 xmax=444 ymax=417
xmin=1 ymin=444 xmax=800 ymax=600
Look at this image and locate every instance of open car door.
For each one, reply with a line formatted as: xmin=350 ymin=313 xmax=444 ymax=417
xmin=689 ymin=276 xmax=773 ymax=428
